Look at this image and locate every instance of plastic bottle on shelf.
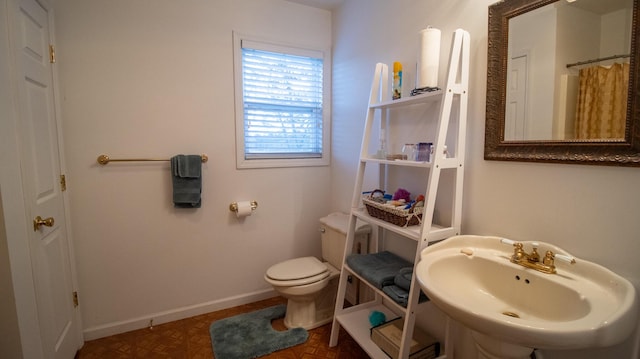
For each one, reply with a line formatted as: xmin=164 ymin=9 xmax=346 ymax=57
xmin=393 ymin=62 xmax=402 ymax=100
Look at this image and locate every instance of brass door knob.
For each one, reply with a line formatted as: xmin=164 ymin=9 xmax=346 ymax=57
xmin=33 ymin=216 xmax=54 ymax=231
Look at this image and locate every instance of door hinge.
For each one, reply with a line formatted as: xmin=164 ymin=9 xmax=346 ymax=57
xmin=72 ymin=291 xmax=79 ymax=307
xmin=49 ymin=44 xmax=56 ymax=64
xmin=60 ymin=174 xmax=66 ymax=191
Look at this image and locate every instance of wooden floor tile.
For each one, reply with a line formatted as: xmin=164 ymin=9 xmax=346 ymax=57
xmin=77 ymin=297 xmax=370 ymax=358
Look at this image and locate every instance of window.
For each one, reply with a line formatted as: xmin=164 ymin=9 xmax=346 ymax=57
xmin=233 ymin=33 xmax=330 ymax=168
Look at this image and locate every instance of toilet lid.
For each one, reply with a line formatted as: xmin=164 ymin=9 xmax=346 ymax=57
xmin=266 ymin=256 xmax=328 ymax=281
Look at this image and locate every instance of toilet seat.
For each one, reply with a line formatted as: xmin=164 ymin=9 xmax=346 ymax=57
xmin=265 ymin=256 xmax=329 ymax=287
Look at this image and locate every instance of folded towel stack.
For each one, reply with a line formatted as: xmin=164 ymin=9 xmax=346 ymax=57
xmin=171 ymin=155 xmax=202 ymax=208
xmin=394 ymin=267 xmax=413 ymax=291
xmin=346 ymin=251 xmax=412 ymax=289
xmin=385 ymin=266 xmax=430 ymax=307
xmin=382 ymin=285 xmax=410 ymax=306
xmin=346 ymin=253 xmax=429 ymax=308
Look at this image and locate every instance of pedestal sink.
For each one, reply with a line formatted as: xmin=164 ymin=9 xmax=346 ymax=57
xmin=415 ymin=235 xmax=638 ymax=359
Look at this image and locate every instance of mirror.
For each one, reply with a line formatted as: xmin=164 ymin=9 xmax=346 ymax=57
xmin=485 ymin=0 xmax=640 ymax=166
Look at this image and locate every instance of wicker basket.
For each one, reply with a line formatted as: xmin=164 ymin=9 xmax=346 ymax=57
xmin=362 ymin=190 xmax=423 ymax=227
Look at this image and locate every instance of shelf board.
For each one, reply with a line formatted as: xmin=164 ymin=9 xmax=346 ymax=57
xmin=361 ymin=157 xmax=462 ymax=170
xmin=352 ymin=208 xmax=455 ymax=243
xmin=369 ymin=90 xmax=443 ymax=110
xmin=343 ymin=264 xmax=429 ymax=314
xmin=362 ymin=158 xmax=432 ymax=168
xmin=334 ymin=302 xmax=398 ymax=359
xmin=335 ymin=300 xmax=445 ymax=359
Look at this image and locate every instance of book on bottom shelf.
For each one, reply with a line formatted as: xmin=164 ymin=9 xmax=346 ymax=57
xmin=370 ymin=318 xmax=440 ymax=359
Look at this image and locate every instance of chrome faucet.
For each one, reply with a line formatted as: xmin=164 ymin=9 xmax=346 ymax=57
xmin=501 ymin=239 xmax=576 ymax=274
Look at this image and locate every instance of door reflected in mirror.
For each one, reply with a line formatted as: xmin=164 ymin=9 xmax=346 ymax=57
xmin=504 ymin=0 xmax=633 ymax=141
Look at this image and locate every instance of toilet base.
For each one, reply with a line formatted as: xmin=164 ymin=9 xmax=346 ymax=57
xmin=283 ymin=274 xmax=339 ymax=330
xmin=284 ymin=298 xmax=333 ymax=330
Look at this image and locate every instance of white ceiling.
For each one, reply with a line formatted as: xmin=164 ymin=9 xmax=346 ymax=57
xmin=287 ymin=0 xmax=633 ymax=14
xmin=285 ymin=0 xmax=345 ymax=11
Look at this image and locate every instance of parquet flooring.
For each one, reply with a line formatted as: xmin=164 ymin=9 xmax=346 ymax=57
xmin=77 ymin=296 xmax=370 ymax=358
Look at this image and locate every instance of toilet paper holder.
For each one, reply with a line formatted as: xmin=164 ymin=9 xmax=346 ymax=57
xmin=229 ymin=201 xmax=258 ymax=213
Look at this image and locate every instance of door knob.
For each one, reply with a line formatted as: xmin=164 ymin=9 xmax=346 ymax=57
xmin=33 ymin=216 xmax=55 ymax=231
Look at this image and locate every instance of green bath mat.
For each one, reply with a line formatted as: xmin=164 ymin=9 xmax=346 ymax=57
xmin=209 ymin=304 xmax=308 ymax=359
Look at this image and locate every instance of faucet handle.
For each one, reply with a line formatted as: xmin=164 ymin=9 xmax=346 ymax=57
xmin=540 ymin=251 xmax=558 ymax=274
xmin=512 ymin=242 xmax=526 ymax=261
xmin=554 ymin=254 xmax=576 ymax=265
xmin=543 ymin=250 xmax=555 ymax=266
xmin=500 ymin=238 xmax=517 ymax=246
xmin=543 ymin=250 xmax=576 ymax=265
xmin=541 ymin=251 xmax=576 ymax=274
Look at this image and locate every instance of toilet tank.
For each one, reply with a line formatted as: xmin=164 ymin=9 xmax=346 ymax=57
xmin=319 ymin=212 xmax=370 ymax=269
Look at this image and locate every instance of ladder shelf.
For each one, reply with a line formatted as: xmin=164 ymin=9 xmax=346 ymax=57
xmin=329 ymin=28 xmax=470 ymax=359
xmin=369 ymin=89 xmax=443 ymax=109
xmin=352 ymin=208 xmax=457 ymax=243
xmin=362 ymin=157 xmax=462 ymax=169
xmin=335 ymin=302 xmax=399 ymax=358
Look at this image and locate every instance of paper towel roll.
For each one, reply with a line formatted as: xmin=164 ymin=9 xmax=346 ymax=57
xmin=417 ymin=27 xmax=441 ymax=88
xmin=235 ymin=201 xmax=253 ymax=218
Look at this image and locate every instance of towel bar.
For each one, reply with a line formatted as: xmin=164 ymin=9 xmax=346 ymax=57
xmin=97 ymin=154 xmax=208 ymax=165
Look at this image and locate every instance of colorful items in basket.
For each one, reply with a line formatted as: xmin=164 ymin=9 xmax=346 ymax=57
xmin=368 ymin=189 xmax=424 ymax=209
xmin=363 ymin=189 xmax=425 ymax=227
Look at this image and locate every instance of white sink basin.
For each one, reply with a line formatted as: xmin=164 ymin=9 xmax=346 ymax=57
xmin=416 ymin=235 xmax=638 ymax=352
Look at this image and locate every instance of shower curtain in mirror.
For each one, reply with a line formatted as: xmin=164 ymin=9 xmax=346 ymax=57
xmin=574 ymin=62 xmax=629 ymax=140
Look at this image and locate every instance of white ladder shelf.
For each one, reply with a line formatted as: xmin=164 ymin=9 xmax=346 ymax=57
xmin=329 ymin=29 xmax=470 ymax=359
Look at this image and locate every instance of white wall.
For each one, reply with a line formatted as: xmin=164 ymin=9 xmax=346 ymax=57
xmin=44 ymin=0 xmax=640 ymax=356
xmin=509 ymin=5 xmax=556 ymax=140
xmin=330 ymin=1 xmax=640 ymax=358
xmin=54 ymin=0 xmax=332 ymax=339
xmin=600 ymin=8 xmax=633 ymax=57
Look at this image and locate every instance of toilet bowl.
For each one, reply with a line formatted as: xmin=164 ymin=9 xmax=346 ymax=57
xmin=264 ymin=213 xmax=370 ymax=330
xmin=265 ymin=256 xmax=339 ymax=329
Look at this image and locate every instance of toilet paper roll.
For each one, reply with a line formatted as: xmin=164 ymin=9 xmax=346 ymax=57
xmin=417 ymin=27 xmax=441 ymax=88
xmin=235 ymin=201 xmax=253 ymax=218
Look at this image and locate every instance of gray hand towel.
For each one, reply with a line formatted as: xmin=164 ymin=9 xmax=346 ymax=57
xmin=382 ymin=285 xmax=410 ymax=307
xmin=394 ymin=267 xmax=414 ymax=291
xmin=171 ymin=155 xmax=202 ymax=208
xmin=382 ymin=284 xmax=430 ymax=308
xmin=346 ymin=251 xmax=412 ymax=289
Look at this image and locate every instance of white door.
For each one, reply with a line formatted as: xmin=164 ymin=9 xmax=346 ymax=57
xmin=8 ymin=0 xmax=81 ymax=357
xmin=505 ymin=54 xmax=528 ymax=140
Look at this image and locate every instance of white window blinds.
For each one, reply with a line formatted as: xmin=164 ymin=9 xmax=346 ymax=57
xmin=241 ymin=41 xmax=324 ymax=159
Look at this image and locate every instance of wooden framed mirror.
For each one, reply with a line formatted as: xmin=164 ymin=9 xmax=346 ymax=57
xmin=484 ymin=0 xmax=640 ymax=166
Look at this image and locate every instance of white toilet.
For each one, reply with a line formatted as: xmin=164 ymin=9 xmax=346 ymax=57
xmin=264 ymin=212 xmax=370 ymax=330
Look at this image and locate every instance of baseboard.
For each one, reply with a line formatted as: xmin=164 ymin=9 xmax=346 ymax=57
xmin=82 ymin=288 xmax=277 ymax=340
